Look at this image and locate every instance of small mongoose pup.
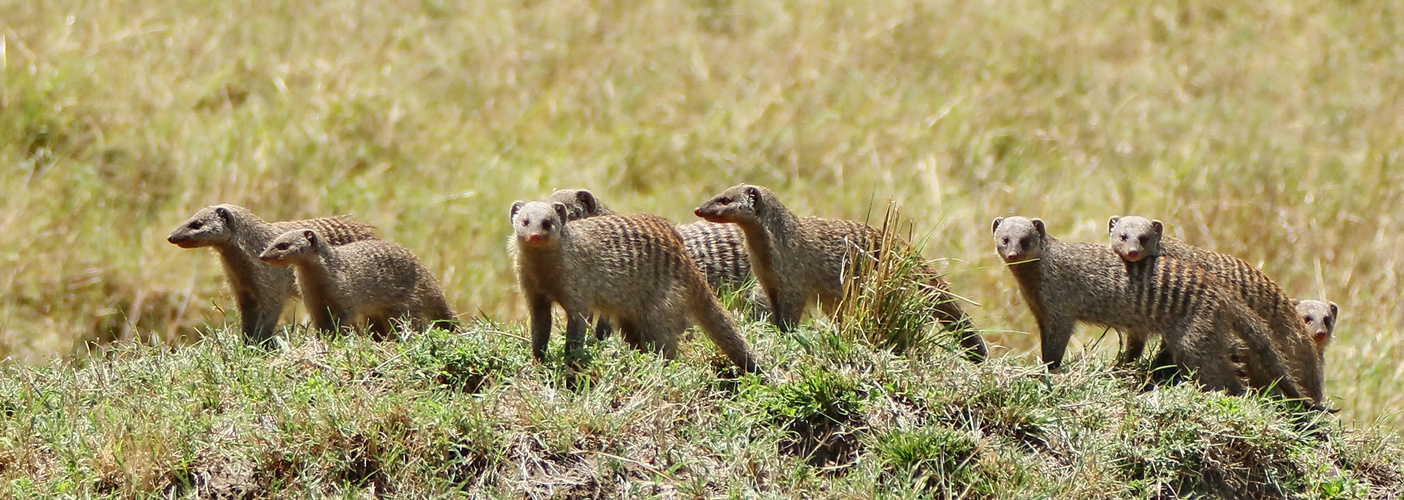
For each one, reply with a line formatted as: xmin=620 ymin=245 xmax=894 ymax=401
xmin=167 ymin=204 xmax=377 ymax=344
xmin=992 ymin=216 xmax=1311 ymax=404
xmin=694 ymin=184 xmax=987 ymax=363
xmin=1293 ymin=299 xmax=1337 ymax=351
xmin=258 ymin=229 xmax=455 ymax=337
xmin=1107 ymin=216 xmax=1326 ymax=405
xmin=509 ymin=200 xmax=762 ymax=374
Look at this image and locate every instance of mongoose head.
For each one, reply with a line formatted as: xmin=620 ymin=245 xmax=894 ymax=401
xmin=991 ymin=216 xmax=1046 ymax=263
xmin=168 ymin=204 xmax=246 ymax=248
xmin=511 ymin=201 xmax=569 ymax=248
xmin=694 ymin=184 xmax=765 ymax=224
xmin=1107 ymin=215 xmax=1163 ymax=262
xmin=547 ymin=189 xmax=612 ymax=220
xmin=258 ymin=229 xmax=321 ymax=266
xmin=1293 ymin=299 xmax=1338 ymax=349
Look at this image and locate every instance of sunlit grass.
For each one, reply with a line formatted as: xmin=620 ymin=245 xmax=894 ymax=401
xmin=1 ymin=0 xmax=1401 ymax=432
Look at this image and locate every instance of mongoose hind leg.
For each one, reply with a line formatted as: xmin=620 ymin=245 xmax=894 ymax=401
xmin=1165 ymin=321 xmax=1244 ymax=396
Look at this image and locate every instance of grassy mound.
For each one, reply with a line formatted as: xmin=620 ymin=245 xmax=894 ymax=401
xmin=1 ymin=318 xmax=1396 ymax=498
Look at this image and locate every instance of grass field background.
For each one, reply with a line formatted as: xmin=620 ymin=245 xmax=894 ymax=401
xmin=2 ymin=0 xmax=1401 ymax=431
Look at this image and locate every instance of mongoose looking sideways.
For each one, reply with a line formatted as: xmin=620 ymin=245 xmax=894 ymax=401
xmin=992 ymin=216 xmax=1310 ymax=403
xmin=258 ymin=229 xmax=456 ymax=337
xmin=695 ymin=184 xmax=987 ymax=363
xmin=1293 ymin=299 xmax=1337 ymax=351
xmin=510 ymin=200 xmax=762 ymax=374
xmin=547 ymin=189 xmax=756 ymax=293
xmin=167 ymin=204 xmax=378 ymax=344
xmin=1107 ymin=215 xmax=1326 ymax=406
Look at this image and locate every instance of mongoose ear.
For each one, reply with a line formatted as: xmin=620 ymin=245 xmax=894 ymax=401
xmin=746 ymin=186 xmax=762 ymax=206
xmin=303 ymin=230 xmax=317 ymax=245
xmin=1291 ymin=299 xmax=1301 ymax=307
xmin=992 ymin=217 xmax=1004 ymax=234
xmin=552 ymin=202 xmax=569 ymax=223
xmin=576 ymin=190 xmax=597 ymax=214
xmin=511 ymin=201 xmax=525 ymax=220
xmin=1151 ymin=219 xmax=1164 ymax=235
xmin=1329 ymin=302 xmax=1338 ymax=317
xmin=1031 ymin=218 xmax=1046 ymax=236
xmin=215 ymin=206 xmax=231 ymax=220
xmin=1108 ymin=216 xmax=1121 ymax=233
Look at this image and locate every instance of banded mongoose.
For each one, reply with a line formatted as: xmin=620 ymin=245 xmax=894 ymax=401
xmin=547 ymin=188 xmax=756 ymax=293
xmin=167 ymin=204 xmax=377 ymax=344
xmin=992 ymin=216 xmax=1310 ymax=403
xmin=509 ymin=200 xmax=762 ymax=374
xmin=258 ymin=229 xmax=455 ymax=337
xmin=1107 ymin=216 xmax=1326 ymax=405
xmin=694 ymin=184 xmax=987 ymax=363
xmin=1293 ymin=299 xmax=1337 ymax=351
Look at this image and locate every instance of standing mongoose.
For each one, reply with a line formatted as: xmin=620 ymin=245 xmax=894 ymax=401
xmin=167 ymin=204 xmax=378 ymax=344
xmin=258 ymin=229 xmax=455 ymax=337
xmin=992 ymin=216 xmax=1312 ymax=404
xmin=1293 ymin=299 xmax=1337 ymax=351
xmin=1107 ymin=216 xmax=1326 ymax=405
xmin=694 ymin=184 xmax=987 ymax=363
xmin=509 ymin=200 xmax=762 ymax=374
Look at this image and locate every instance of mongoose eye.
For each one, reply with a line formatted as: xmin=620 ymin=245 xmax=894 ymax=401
xmin=1325 ymin=317 xmax=1334 ymax=328
xmin=1119 ymin=234 xmax=1128 ymax=241
xmin=1137 ymin=235 xmax=1148 ymax=244
xmin=1001 ymin=237 xmax=1009 ymax=245
xmin=521 ymin=219 xmax=530 ymax=227
xmin=189 ymin=222 xmax=204 ymax=230
xmin=1303 ymin=315 xmax=1312 ymax=323
xmin=541 ymin=220 xmax=553 ymax=230
xmin=277 ymin=242 xmax=290 ymax=250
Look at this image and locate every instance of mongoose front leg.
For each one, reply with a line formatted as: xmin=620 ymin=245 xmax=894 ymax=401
xmin=528 ymin=296 xmax=553 ymax=362
xmin=563 ymin=309 xmax=591 ymax=366
xmin=1039 ymin=316 xmax=1076 ymax=370
xmin=1120 ymin=332 xmax=1147 ymax=364
xmin=768 ymin=290 xmax=804 ymax=332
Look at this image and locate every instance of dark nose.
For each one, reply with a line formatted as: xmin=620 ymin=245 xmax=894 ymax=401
xmin=693 ymin=208 xmax=704 ymax=217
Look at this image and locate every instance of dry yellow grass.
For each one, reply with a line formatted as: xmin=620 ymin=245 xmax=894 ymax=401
xmin=2 ymin=0 xmax=1401 ymax=429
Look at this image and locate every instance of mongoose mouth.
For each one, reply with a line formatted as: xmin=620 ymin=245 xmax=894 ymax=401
xmin=167 ymin=236 xmax=204 ymax=248
xmin=516 ymin=234 xmax=552 ymax=247
xmin=694 ymin=209 xmax=729 ymax=223
xmin=1117 ymin=249 xmax=1147 ymax=262
xmin=259 ymin=255 xmax=292 ymax=266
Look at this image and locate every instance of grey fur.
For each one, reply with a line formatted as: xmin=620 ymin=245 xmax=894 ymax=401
xmin=258 ymin=229 xmax=455 ymax=337
xmin=510 ymin=200 xmax=761 ymax=374
xmin=697 ymin=184 xmax=986 ymax=363
xmin=1108 ymin=215 xmax=1326 ymax=405
xmin=993 ymin=216 xmax=1308 ymax=402
xmin=167 ymin=204 xmax=377 ymax=344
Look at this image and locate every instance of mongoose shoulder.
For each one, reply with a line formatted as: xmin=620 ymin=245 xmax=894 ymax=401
xmin=696 ymin=184 xmax=986 ymax=363
xmin=258 ymin=229 xmax=455 ymax=337
xmin=548 ymin=188 xmax=755 ymax=292
xmin=1107 ymin=215 xmax=1326 ymax=405
xmin=510 ymin=200 xmax=761 ymax=373
xmin=1293 ymin=299 xmax=1337 ymax=351
xmin=167 ymin=204 xmax=377 ymax=343
xmin=992 ymin=216 xmax=1311 ymax=404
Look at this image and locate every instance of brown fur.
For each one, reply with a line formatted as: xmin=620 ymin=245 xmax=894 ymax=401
xmin=994 ymin=216 xmax=1309 ymax=403
xmin=1108 ymin=215 xmax=1326 ymax=405
xmin=167 ymin=204 xmax=377 ymax=343
xmin=510 ymin=200 xmax=761 ymax=373
xmin=258 ymin=229 xmax=455 ymax=337
xmin=695 ymin=184 xmax=986 ymax=363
